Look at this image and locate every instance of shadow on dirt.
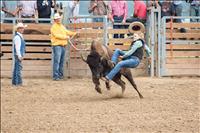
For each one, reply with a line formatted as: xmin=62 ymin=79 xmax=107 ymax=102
xmin=62 ymin=94 xmax=138 ymax=104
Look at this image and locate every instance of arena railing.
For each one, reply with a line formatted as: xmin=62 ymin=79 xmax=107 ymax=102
xmin=160 ymin=16 xmax=200 ymax=77
xmin=66 ymin=15 xmax=150 ymax=77
xmin=1 ymin=17 xmax=53 ymax=77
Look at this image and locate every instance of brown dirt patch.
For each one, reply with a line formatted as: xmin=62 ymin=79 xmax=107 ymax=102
xmin=1 ymin=77 xmax=199 ymax=133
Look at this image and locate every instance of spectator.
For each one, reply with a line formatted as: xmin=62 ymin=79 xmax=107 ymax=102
xmin=127 ymin=0 xmax=147 ymax=24
xmin=109 ymin=0 xmax=128 ymax=39
xmin=12 ymin=23 xmax=27 ymax=86
xmin=0 ymin=1 xmax=4 ymax=23
xmin=18 ymin=1 xmax=38 ymax=23
xmin=190 ymin=0 xmax=200 ymax=22
xmin=173 ymin=1 xmax=190 ymax=22
xmin=37 ymin=0 xmax=54 ymax=23
xmin=55 ymin=1 xmax=69 ymax=23
xmin=160 ymin=1 xmax=175 ymax=22
xmin=147 ymin=0 xmax=160 ymax=10
xmin=54 ymin=2 xmax=63 ymax=15
xmin=173 ymin=1 xmax=190 ymax=32
xmin=67 ymin=0 xmax=80 ymax=23
xmin=50 ymin=0 xmax=56 ymax=19
xmin=88 ymin=0 xmax=109 ymax=22
xmin=1 ymin=1 xmax=20 ymax=23
xmin=134 ymin=1 xmax=147 ymax=21
xmin=50 ymin=13 xmax=77 ymax=81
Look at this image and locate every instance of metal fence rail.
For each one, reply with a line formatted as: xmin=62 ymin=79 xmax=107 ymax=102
xmin=160 ymin=16 xmax=200 ymax=77
xmin=1 ymin=14 xmax=156 ymax=77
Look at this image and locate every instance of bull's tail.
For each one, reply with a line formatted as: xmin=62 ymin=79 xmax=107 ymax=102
xmin=122 ymin=69 xmax=143 ymax=98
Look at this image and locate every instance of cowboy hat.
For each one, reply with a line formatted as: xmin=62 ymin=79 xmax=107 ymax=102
xmin=53 ymin=13 xmax=61 ymax=19
xmin=128 ymin=21 xmax=145 ymax=34
xmin=15 ymin=22 xmax=27 ymax=29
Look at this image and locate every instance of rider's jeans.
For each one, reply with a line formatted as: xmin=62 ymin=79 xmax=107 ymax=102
xmin=106 ymin=49 xmax=140 ymax=80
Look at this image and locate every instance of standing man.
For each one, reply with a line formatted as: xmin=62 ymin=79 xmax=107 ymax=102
xmin=126 ymin=1 xmax=147 ymax=24
xmin=190 ymin=0 xmax=200 ymax=22
xmin=109 ymin=0 xmax=128 ymax=39
xmin=160 ymin=1 xmax=175 ymax=22
xmin=88 ymin=0 xmax=109 ymax=22
xmin=18 ymin=0 xmax=38 ymax=23
xmin=1 ymin=1 xmax=20 ymax=23
xmin=133 ymin=1 xmax=147 ymax=23
xmin=67 ymin=0 xmax=80 ymax=23
xmin=12 ymin=23 xmax=27 ymax=86
xmin=37 ymin=0 xmax=54 ymax=23
xmin=50 ymin=13 xmax=77 ymax=80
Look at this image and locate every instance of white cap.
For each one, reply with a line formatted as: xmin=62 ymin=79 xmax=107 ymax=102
xmin=16 ymin=23 xmax=27 ymax=29
xmin=53 ymin=13 xmax=61 ymax=19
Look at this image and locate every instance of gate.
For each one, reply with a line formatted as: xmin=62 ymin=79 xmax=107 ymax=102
xmin=0 ymin=18 xmax=52 ymax=78
xmin=147 ymin=6 xmax=161 ymax=77
xmin=160 ymin=16 xmax=200 ymax=76
xmin=66 ymin=15 xmax=149 ymax=77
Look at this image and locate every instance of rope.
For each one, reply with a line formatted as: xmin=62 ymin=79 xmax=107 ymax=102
xmin=73 ymin=17 xmax=77 ymax=58
xmin=68 ymin=39 xmax=90 ymax=51
xmin=68 ymin=35 xmax=90 ymax=51
xmin=169 ymin=17 xmax=173 ymax=58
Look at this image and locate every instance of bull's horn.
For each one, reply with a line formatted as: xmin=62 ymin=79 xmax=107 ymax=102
xmin=81 ymin=53 xmax=87 ymax=63
xmin=128 ymin=22 xmax=145 ymax=34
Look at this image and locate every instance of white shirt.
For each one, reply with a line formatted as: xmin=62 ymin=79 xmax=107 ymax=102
xmin=13 ymin=32 xmax=23 ymax=58
xmin=67 ymin=1 xmax=80 ymax=23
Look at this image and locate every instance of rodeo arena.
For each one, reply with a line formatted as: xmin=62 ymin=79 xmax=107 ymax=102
xmin=0 ymin=1 xmax=200 ymax=133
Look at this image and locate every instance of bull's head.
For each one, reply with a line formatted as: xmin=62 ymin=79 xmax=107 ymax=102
xmin=82 ymin=51 xmax=103 ymax=79
xmin=81 ymin=51 xmax=112 ymax=79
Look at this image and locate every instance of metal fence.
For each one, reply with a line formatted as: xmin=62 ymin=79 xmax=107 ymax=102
xmin=147 ymin=6 xmax=161 ymax=77
xmin=2 ymin=12 xmax=181 ymax=77
xmin=160 ymin=16 xmax=200 ymax=76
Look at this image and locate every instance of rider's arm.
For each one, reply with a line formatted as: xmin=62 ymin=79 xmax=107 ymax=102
xmin=122 ymin=40 xmax=143 ymax=59
xmin=144 ymin=44 xmax=151 ymax=57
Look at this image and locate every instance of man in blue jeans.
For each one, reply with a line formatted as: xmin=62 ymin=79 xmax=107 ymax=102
xmin=12 ymin=23 xmax=27 ymax=86
xmin=105 ymin=32 xmax=151 ymax=82
xmin=50 ymin=13 xmax=77 ymax=80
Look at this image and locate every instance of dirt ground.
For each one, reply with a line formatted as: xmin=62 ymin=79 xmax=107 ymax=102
xmin=1 ymin=77 xmax=199 ymax=133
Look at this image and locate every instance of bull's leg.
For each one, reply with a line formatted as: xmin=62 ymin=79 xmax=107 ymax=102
xmin=112 ymin=77 xmax=126 ymax=94
xmin=101 ymin=77 xmax=111 ymax=90
xmin=95 ymin=85 xmax=102 ymax=94
xmin=105 ymin=82 xmax=111 ymax=90
xmin=92 ymin=77 xmax=102 ymax=94
xmin=122 ymin=70 xmax=143 ymax=98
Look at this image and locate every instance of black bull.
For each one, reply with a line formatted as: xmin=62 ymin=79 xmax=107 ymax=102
xmin=81 ymin=40 xmax=143 ymax=98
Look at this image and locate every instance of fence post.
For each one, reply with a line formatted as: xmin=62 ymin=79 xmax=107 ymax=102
xmin=64 ymin=13 xmax=71 ymax=78
xmin=148 ymin=6 xmax=161 ymax=77
xmin=103 ymin=16 xmax=108 ymax=46
xmin=157 ymin=6 xmax=161 ymax=77
xmin=150 ymin=7 xmax=155 ymax=77
xmin=162 ymin=17 xmax=167 ymax=77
